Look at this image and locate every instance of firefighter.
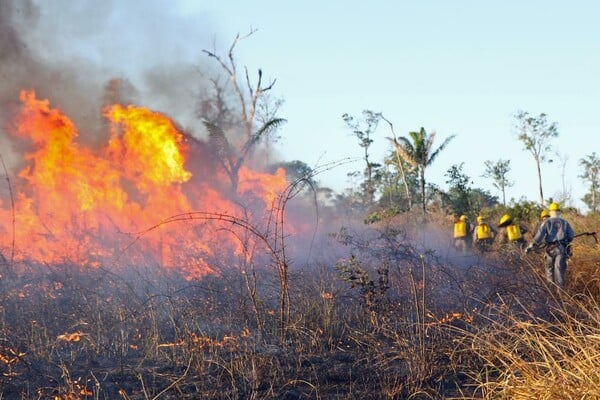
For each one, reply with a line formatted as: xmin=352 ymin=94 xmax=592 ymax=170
xmin=533 ymin=209 xmax=550 ymax=237
xmin=526 ymin=202 xmax=575 ymax=288
xmin=453 ymin=214 xmax=474 ymax=253
xmin=473 ymin=215 xmax=497 ymax=253
xmin=497 ymin=213 xmax=528 ymax=250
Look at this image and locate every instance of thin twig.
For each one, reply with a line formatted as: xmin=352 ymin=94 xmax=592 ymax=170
xmin=150 ymin=355 xmax=193 ymax=400
xmin=0 ymin=152 xmax=15 ymax=266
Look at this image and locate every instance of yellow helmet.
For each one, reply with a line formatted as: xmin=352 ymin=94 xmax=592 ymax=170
xmin=477 ymin=215 xmax=484 ymax=223
xmin=499 ymin=213 xmax=511 ymax=226
xmin=540 ymin=209 xmax=550 ymax=219
xmin=459 ymin=215 xmax=467 ymax=221
xmin=548 ymin=202 xmax=560 ymax=211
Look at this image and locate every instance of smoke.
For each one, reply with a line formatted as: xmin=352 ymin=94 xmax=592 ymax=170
xmin=0 ymin=0 xmax=384 ymax=274
xmin=0 ymin=0 xmax=217 ymax=158
xmin=0 ymin=0 xmax=36 ymax=158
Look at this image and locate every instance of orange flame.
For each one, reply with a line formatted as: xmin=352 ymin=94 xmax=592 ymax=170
xmin=0 ymin=90 xmax=288 ymax=279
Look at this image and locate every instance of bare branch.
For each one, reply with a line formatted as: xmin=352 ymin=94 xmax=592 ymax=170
xmin=201 ymin=29 xmax=282 ymax=191
xmin=0 ymin=152 xmax=15 ymax=267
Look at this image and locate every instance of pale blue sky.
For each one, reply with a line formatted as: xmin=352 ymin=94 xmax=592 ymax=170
xmin=180 ymin=0 xmax=599 ymax=211
xmin=25 ymin=0 xmax=600 ymax=211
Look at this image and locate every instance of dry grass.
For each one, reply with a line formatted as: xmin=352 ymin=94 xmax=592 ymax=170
xmin=456 ymin=293 xmax=600 ymax=399
xmin=0 ymin=210 xmax=598 ymax=399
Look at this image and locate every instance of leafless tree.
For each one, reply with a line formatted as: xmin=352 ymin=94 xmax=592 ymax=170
xmin=200 ymin=30 xmax=286 ymax=192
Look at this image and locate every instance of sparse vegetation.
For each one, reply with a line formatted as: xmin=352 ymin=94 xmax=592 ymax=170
xmin=1 ymin=21 xmax=599 ymax=400
xmin=0 ymin=207 xmax=598 ymax=399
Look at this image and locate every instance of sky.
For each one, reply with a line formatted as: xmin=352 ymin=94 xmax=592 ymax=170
xmin=3 ymin=0 xmax=600 ymax=212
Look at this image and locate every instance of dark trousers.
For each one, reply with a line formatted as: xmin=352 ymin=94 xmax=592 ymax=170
xmin=545 ymin=245 xmax=568 ymax=288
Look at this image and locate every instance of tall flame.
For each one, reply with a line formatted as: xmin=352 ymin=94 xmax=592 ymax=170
xmin=0 ymin=90 xmax=288 ymax=279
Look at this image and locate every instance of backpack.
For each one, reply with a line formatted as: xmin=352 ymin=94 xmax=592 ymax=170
xmin=476 ymin=224 xmax=491 ymax=240
xmin=506 ymin=224 xmax=522 ymax=241
xmin=454 ymin=221 xmax=467 ymax=238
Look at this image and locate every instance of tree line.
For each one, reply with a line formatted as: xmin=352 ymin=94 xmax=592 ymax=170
xmin=337 ymin=110 xmax=600 ymax=217
xmin=194 ymin=31 xmax=600 ymax=217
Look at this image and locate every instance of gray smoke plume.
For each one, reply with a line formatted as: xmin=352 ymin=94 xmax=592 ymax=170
xmin=0 ymin=1 xmax=347 ymax=273
xmin=0 ymin=0 xmax=217 ymax=162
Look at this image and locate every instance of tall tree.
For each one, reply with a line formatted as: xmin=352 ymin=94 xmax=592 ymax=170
xmin=579 ymin=152 xmax=600 ymax=212
xmin=378 ymin=150 xmax=418 ymax=211
xmin=514 ymin=111 xmax=558 ymax=205
xmin=393 ymin=127 xmax=455 ymax=215
xmin=382 ymin=114 xmax=412 ymax=210
xmin=342 ymin=110 xmax=382 ymax=207
xmin=200 ymin=30 xmax=286 ymax=192
xmin=482 ymin=159 xmax=513 ymax=206
xmin=551 ymin=152 xmax=572 ymax=206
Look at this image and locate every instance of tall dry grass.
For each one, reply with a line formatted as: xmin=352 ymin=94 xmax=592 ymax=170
xmin=0 ymin=208 xmax=598 ymax=398
xmin=456 ymin=293 xmax=600 ymax=399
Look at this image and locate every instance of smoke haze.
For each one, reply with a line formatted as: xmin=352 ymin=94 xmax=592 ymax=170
xmin=1 ymin=0 xmax=217 ymax=158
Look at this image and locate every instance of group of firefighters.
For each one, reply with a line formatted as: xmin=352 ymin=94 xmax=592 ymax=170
xmin=453 ymin=202 xmax=575 ymax=288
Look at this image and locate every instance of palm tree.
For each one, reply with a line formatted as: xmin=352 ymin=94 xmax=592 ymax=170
xmin=382 ymin=115 xmax=412 ymax=210
xmin=392 ymin=127 xmax=455 ymax=215
xmin=203 ymin=118 xmax=286 ymax=192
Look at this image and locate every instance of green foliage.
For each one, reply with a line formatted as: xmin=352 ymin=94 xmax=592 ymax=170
xmin=470 ymin=188 xmax=499 ymax=212
xmin=514 ymin=111 xmax=559 ymax=161
xmin=375 ymin=154 xmax=419 ymax=211
xmin=342 ymin=110 xmax=383 ymax=207
xmin=579 ymin=152 xmax=600 ymax=213
xmin=395 ymin=127 xmax=456 ymax=214
xmin=364 ymin=206 xmax=402 ymax=224
xmin=482 ymin=159 xmax=513 ymax=206
xmin=382 ymin=115 xmax=417 ymax=211
xmin=441 ymin=164 xmax=499 ymax=219
xmin=500 ymin=198 xmax=542 ymax=224
xmin=514 ymin=110 xmax=559 ymax=204
xmin=582 ymin=192 xmax=600 ymax=213
xmin=444 ymin=163 xmax=472 ymax=217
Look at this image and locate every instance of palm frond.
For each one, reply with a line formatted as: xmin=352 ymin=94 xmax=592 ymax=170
xmin=243 ymin=117 xmax=287 ymax=153
xmin=386 ymin=137 xmax=418 ymax=169
xmin=428 ymin=134 xmax=456 ymax=165
xmin=203 ymin=120 xmax=233 ymax=162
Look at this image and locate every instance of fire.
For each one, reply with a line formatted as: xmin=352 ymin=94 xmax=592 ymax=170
xmin=105 ymin=104 xmax=192 ymax=188
xmin=0 ymin=90 xmax=288 ymax=278
xmin=238 ymin=165 xmax=287 ymax=207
